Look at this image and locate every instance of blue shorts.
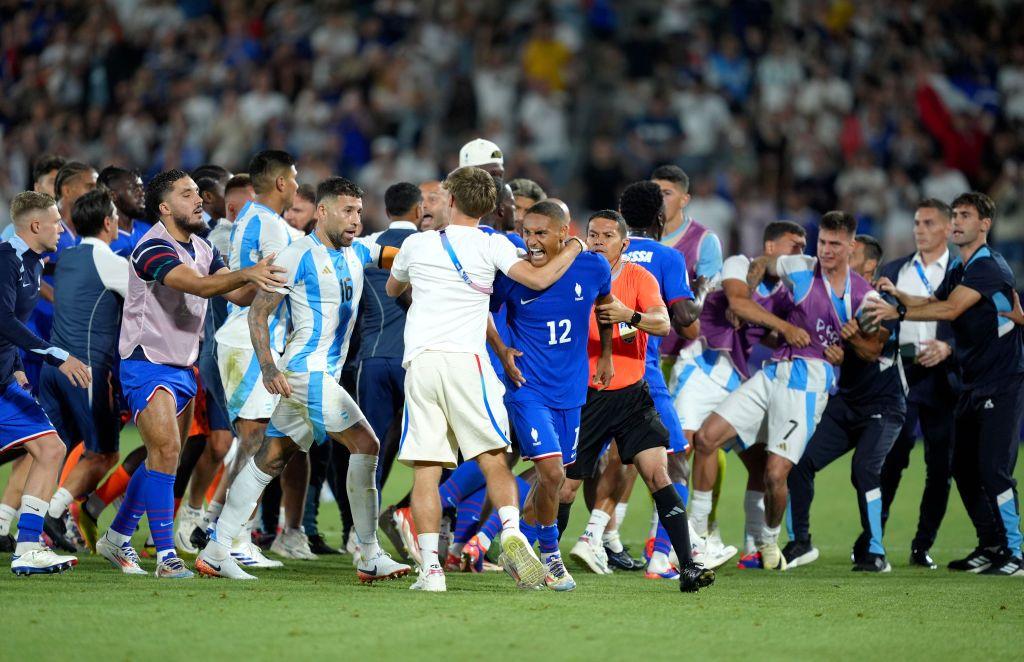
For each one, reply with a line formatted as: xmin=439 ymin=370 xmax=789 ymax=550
xmin=199 ymin=347 xmax=232 ymax=433
xmin=0 ymin=380 xmax=56 ymax=453
xmin=119 ymin=359 xmax=197 ymax=423
xmin=647 ymin=371 xmax=688 ymax=454
xmin=507 ymin=400 xmax=581 ymax=465
xmin=39 ymin=362 xmax=120 ymax=454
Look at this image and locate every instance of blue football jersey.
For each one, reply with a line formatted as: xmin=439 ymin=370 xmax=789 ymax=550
xmin=622 ymin=236 xmax=693 ymax=368
xmin=490 ymin=252 xmax=611 ymax=408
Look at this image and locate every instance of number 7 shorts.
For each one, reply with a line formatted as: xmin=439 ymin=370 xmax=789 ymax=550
xmin=713 ymin=359 xmax=831 ymax=465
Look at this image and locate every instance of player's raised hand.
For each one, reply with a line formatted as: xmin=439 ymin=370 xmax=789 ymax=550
xmin=998 ymin=290 xmax=1024 ymax=326
xmin=824 ymin=344 xmax=845 ymax=366
xmin=500 ymin=346 xmax=525 ymax=387
xmin=262 ymin=364 xmax=292 ymax=398
xmin=59 ymin=355 xmax=92 ymax=388
xmin=593 ymin=355 xmax=614 ymax=390
xmin=244 ymin=253 xmax=288 ymax=293
xmin=780 ymin=322 xmax=811 ymax=348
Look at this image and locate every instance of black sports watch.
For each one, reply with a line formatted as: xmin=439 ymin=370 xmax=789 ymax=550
xmin=896 ymin=303 xmax=907 ymax=321
xmin=629 ymin=311 xmax=642 ymax=327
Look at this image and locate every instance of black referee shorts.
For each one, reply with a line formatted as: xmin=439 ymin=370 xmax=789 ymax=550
xmin=566 ymin=380 xmax=669 ymax=481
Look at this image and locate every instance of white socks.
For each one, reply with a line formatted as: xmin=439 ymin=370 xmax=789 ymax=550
xmin=209 ymin=458 xmax=271 ymax=561
xmin=347 ymin=454 xmax=381 ymax=559
xmin=48 ymin=487 xmax=74 ymax=518
xmin=760 ymin=523 xmax=781 ymax=546
xmin=690 ymin=490 xmax=713 ymax=537
xmin=744 ymin=490 xmax=765 ymax=554
xmin=497 ymin=506 xmax=521 ymax=541
xmin=0 ymin=503 xmax=16 ymax=536
xmin=476 ymin=532 xmax=492 ymax=552
xmin=603 ymin=529 xmax=624 ymax=554
xmin=202 ymin=502 xmax=223 ymax=530
xmin=614 ymin=502 xmax=629 ymax=529
xmin=581 ymin=509 xmax=610 ymax=544
xmin=418 ymin=532 xmax=440 ymax=569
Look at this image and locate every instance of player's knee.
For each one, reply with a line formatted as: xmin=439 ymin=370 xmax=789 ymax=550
xmin=29 ymin=434 xmax=66 ymax=466
xmin=537 ymin=462 xmax=565 ymax=489
xmin=693 ymin=429 xmax=716 ymax=455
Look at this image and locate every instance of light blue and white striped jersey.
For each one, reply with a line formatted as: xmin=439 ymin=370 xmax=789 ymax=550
xmin=276 ymin=233 xmax=380 ymax=377
xmin=215 ymin=200 xmax=293 ymax=351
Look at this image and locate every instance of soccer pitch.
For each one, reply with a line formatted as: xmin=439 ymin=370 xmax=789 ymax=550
xmin=2 ymin=429 xmax=1022 ymax=661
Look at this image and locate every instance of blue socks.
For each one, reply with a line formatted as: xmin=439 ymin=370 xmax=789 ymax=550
xmin=453 ymin=487 xmax=486 ymax=545
xmin=110 ymin=466 xmax=148 ymax=537
xmin=144 ymin=469 xmax=177 ymax=560
xmin=537 ymin=523 xmax=560 ymax=557
xmin=439 ymin=461 xmax=486 ymax=509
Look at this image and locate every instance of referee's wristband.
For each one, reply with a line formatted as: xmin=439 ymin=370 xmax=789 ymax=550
xmin=628 ymin=311 xmax=641 ymax=327
xmin=566 ymin=236 xmax=586 ymax=252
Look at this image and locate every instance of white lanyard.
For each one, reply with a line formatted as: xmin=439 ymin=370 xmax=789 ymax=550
xmin=821 ymin=267 xmax=852 ymax=324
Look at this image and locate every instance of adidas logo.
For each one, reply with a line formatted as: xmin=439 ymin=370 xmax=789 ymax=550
xmin=666 ymin=506 xmax=685 ymax=518
xmin=321 ymin=265 xmax=333 ymax=275
xmin=984 ymin=399 xmax=995 ymax=410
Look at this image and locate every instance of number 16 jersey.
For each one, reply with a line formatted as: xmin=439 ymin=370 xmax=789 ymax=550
xmin=490 ymin=251 xmax=611 ymax=408
xmin=274 ymin=232 xmax=381 ymax=377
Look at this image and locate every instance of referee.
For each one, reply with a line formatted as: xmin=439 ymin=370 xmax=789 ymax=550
xmin=558 ymin=210 xmax=714 ymax=593
xmin=868 ymin=192 xmax=1024 ymax=576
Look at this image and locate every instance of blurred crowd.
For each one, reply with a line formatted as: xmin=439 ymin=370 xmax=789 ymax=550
xmin=2 ymin=0 xmax=1024 ymax=267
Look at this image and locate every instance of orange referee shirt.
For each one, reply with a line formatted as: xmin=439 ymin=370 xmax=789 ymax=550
xmin=588 ymin=261 xmax=665 ymax=391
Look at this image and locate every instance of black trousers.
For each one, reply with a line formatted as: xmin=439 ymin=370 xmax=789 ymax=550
xmin=879 ymin=396 xmax=955 ymax=551
xmin=952 ymin=376 xmax=1024 ymax=555
xmin=789 ymin=393 xmax=905 ymax=555
xmin=302 ymin=440 xmax=353 ymax=539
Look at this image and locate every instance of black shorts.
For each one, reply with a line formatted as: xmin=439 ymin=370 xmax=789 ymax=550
xmin=566 ymin=380 xmax=669 ymax=480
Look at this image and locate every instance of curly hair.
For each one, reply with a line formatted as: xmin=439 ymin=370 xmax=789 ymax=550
xmin=618 ymin=180 xmax=664 ymax=230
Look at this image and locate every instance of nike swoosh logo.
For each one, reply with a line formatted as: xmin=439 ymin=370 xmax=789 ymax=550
xmin=520 ymin=297 xmax=540 ymax=305
xmin=206 ymin=561 xmax=221 ymax=572
xmin=362 ymin=567 xmax=378 ymax=576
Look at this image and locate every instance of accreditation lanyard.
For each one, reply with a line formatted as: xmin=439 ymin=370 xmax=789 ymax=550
xmin=440 ymin=230 xmax=493 ymax=295
xmin=822 ymin=267 xmax=852 ymax=324
xmin=912 ymin=259 xmax=934 ymax=296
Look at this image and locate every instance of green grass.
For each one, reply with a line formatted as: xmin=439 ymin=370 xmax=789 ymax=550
xmin=2 ymin=428 xmax=1023 ymax=661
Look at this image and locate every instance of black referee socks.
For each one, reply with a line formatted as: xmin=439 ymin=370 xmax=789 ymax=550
xmin=652 ymin=485 xmax=693 ymax=565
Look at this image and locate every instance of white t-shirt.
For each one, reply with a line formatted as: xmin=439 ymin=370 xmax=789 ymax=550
xmin=392 ymin=225 xmax=521 ymax=367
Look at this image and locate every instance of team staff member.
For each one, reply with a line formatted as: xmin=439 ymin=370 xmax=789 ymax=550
xmin=877 ymin=199 xmax=958 ymax=569
xmin=558 ymin=210 xmax=715 ymax=593
xmin=38 ymin=189 xmax=129 ymax=551
xmin=1 ymin=191 xmax=91 ymax=575
xmin=868 ymin=192 xmax=1024 ymax=576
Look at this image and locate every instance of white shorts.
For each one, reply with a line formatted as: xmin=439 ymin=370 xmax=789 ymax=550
xmin=669 ymin=350 xmax=742 ymax=432
xmin=266 ymin=370 xmax=365 ymax=451
xmin=397 ymin=352 xmax=511 ymax=469
xmin=218 ymin=345 xmax=279 ymax=422
xmin=714 ymin=360 xmax=831 ymax=465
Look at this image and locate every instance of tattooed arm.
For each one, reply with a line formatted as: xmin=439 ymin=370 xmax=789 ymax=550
xmin=248 ymin=289 xmax=291 ymax=397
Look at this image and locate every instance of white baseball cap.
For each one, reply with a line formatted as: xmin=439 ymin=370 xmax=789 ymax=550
xmin=459 ymin=138 xmax=504 ymax=168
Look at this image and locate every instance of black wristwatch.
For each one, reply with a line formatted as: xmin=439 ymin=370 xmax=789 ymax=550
xmin=896 ymin=303 xmax=907 ymax=321
xmin=629 ymin=311 xmax=642 ymax=327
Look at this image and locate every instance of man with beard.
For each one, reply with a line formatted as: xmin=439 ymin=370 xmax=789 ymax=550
xmin=418 ymin=181 xmax=445 ymax=232
xmin=95 ymin=169 xmax=285 ymax=579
